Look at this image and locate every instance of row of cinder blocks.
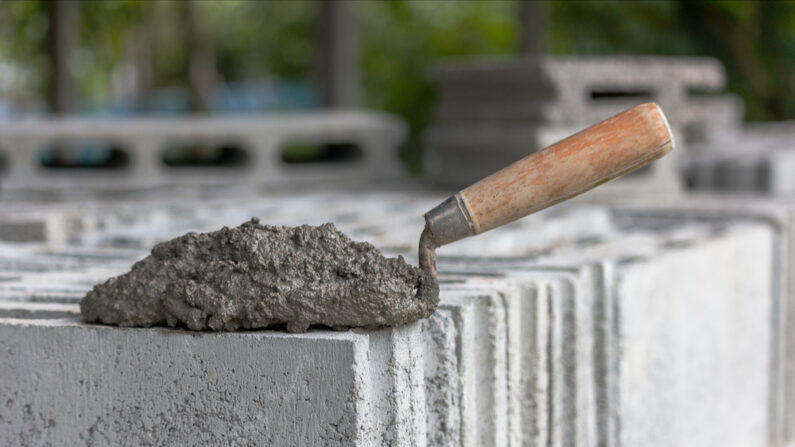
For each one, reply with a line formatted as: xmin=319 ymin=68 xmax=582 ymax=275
xmin=424 ymin=55 xmax=740 ymax=190
xmin=603 ymin=195 xmax=795 ymax=447
xmin=1 ymin=188 xmax=793 ymax=446
xmin=684 ymin=121 xmax=795 ymax=195
xmin=0 ymin=212 xmax=778 ymax=446
xmin=0 ymin=110 xmax=407 ymax=192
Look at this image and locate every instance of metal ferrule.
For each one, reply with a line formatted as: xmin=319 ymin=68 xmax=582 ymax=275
xmin=423 ymin=193 xmax=476 ymax=247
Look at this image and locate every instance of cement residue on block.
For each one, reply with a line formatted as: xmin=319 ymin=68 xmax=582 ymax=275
xmin=80 ymin=218 xmax=439 ymax=332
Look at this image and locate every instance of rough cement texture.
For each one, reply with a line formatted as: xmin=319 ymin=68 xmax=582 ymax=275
xmin=439 ymin=288 xmax=509 ymax=447
xmin=81 ymin=218 xmax=439 ymax=332
xmin=0 ymin=318 xmax=371 ymax=446
xmin=423 ymin=309 xmax=462 ymax=446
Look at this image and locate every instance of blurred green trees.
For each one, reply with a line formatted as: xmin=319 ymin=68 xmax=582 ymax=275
xmin=0 ymin=0 xmax=792 ymax=172
xmin=549 ymin=0 xmax=795 ymax=122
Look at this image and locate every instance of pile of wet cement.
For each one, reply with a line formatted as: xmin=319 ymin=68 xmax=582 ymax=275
xmin=80 ymin=218 xmax=439 ymax=332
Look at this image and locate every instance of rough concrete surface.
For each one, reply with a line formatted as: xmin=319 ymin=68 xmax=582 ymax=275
xmin=81 ymin=218 xmax=439 ymax=332
xmin=0 ymin=318 xmax=371 ymax=446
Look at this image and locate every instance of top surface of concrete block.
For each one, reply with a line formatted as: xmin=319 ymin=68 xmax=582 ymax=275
xmin=432 ymin=55 xmax=725 ymax=91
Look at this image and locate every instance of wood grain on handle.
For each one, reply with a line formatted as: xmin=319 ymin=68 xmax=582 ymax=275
xmin=459 ymin=102 xmax=673 ymax=234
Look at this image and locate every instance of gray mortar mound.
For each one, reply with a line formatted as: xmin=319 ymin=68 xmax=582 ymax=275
xmin=80 ymin=218 xmax=439 ymax=332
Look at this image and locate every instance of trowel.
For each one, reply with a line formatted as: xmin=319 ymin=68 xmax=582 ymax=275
xmin=81 ymin=102 xmax=673 ymax=332
xmin=417 ymin=102 xmax=673 ymax=277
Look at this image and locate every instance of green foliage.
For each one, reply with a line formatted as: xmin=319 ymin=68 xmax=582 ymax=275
xmin=202 ymin=1 xmax=316 ymax=81
xmin=0 ymin=0 xmax=50 ymax=106
xmin=549 ymin=0 xmax=795 ymax=121
xmin=0 ymin=0 xmax=793 ymax=172
xmin=358 ymin=0 xmax=519 ymax=174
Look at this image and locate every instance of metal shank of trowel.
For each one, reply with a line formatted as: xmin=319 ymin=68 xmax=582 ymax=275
xmin=423 ymin=102 xmax=674 ymax=249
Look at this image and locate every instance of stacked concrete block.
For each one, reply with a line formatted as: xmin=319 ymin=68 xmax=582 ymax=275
xmin=0 ymin=186 xmax=787 ymax=446
xmin=440 ymin=269 xmax=603 ymax=447
xmin=0 ymin=243 xmax=142 ymax=304
xmin=425 ymin=55 xmax=732 ymax=190
xmin=600 ymin=195 xmax=795 ymax=447
xmin=440 ymin=286 xmax=512 ymax=447
xmin=0 ymin=316 xmax=437 ymax=446
xmin=613 ymin=225 xmax=772 ymax=447
xmin=684 ymin=121 xmax=795 ymax=195
xmin=422 ymin=309 xmax=461 ymax=446
xmin=0 ymin=301 xmax=79 ymax=319
xmin=0 ymin=206 xmax=98 ymax=244
xmin=437 ymin=216 xmax=777 ymax=447
xmin=680 ymin=93 xmax=744 ymax=145
xmin=0 ymin=109 xmax=407 ymax=192
xmin=541 ymin=217 xmax=774 ymax=446
xmin=562 ymin=224 xmax=775 ymax=446
xmin=0 ymin=319 xmax=372 ymax=445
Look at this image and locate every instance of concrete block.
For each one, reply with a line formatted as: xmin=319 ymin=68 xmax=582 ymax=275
xmin=444 ymin=272 xmax=588 ymax=447
xmin=424 ymin=125 xmax=576 ymax=188
xmin=438 ymin=265 xmax=601 ymax=447
xmin=0 ymin=301 xmax=80 ymax=319
xmin=614 ymin=224 xmax=773 ymax=447
xmin=423 ymin=309 xmax=461 ymax=446
xmin=0 ymin=110 xmax=407 ymax=191
xmin=0 ymin=318 xmax=372 ymax=446
xmin=605 ymin=196 xmax=791 ymax=446
xmin=434 ymin=292 xmax=478 ymax=446
xmin=364 ymin=322 xmax=427 ymax=446
xmin=681 ymin=94 xmax=744 ymax=144
xmin=683 ymin=120 xmax=795 ymax=195
xmin=531 ymin=215 xmax=776 ymax=446
xmin=427 ymin=54 xmax=733 ymax=191
xmin=546 ymin=220 xmax=778 ymax=446
xmin=0 ymin=185 xmax=786 ymax=447
xmin=451 ymin=280 xmax=526 ymax=447
xmin=0 ymin=219 xmax=54 ymax=244
xmin=513 ymin=281 xmax=551 ymax=447
xmin=0 ymin=317 xmax=435 ymax=446
xmin=432 ymin=56 xmax=725 ymax=125
xmin=440 ymin=217 xmax=778 ymax=447
xmin=439 ymin=287 xmax=508 ymax=447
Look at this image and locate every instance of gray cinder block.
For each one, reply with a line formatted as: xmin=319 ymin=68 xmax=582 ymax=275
xmin=440 ymin=287 xmax=509 ymax=447
xmin=364 ymin=322 xmax=427 ymax=446
xmin=0 ymin=110 xmax=407 ymax=192
xmin=0 ymin=301 xmax=80 ymax=319
xmin=438 ymin=265 xmax=601 ymax=447
xmin=614 ymin=224 xmax=773 ymax=447
xmin=426 ymin=55 xmax=731 ymax=191
xmin=423 ymin=309 xmax=462 ymax=446
xmin=0 ymin=319 xmax=372 ymax=446
xmin=0 ymin=318 xmax=436 ymax=446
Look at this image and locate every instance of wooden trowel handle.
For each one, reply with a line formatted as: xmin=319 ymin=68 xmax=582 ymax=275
xmin=422 ymin=102 xmax=674 ymax=247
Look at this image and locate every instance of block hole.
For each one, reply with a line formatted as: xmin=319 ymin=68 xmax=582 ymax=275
xmin=589 ymin=88 xmax=653 ymax=101
xmin=683 ymin=122 xmax=708 ymax=145
xmin=162 ymin=143 xmax=250 ymax=168
xmin=39 ymin=141 xmax=130 ymax=170
xmin=280 ymin=142 xmax=363 ymax=165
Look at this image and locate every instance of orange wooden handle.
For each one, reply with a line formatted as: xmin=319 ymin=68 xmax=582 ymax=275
xmin=459 ymin=102 xmax=673 ymax=233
